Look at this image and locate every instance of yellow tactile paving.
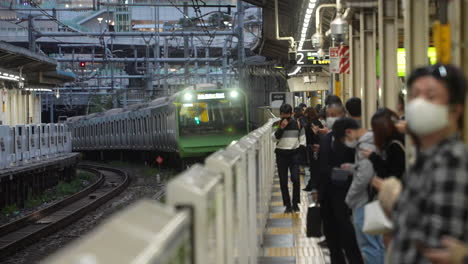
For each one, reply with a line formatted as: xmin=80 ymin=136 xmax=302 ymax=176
xmin=265 ymin=247 xmax=322 ymax=257
xmin=266 ymin=227 xmax=294 ymax=235
xmin=270 ymin=213 xmax=293 ymax=219
xmin=270 ymin=201 xmax=284 ymax=206
xmin=262 ymin=174 xmax=327 ymax=264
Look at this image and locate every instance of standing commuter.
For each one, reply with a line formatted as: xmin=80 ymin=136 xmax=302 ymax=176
xmin=345 ymin=97 xmax=362 ymax=127
xmin=309 ymin=103 xmax=364 ymax=264
xmin=303 ymin=107 xmax=323 ymax=191
xmin=333 ymin=118 xmax=385 ymax=264
xmin=377 ymin=64 xmax=468 ymax=264
xmin=272 ymin=104 xmax=306 ymax=213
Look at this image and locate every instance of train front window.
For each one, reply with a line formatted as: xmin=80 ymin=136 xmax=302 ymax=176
xmin=178 ymin=98 xmax=246 ymax=136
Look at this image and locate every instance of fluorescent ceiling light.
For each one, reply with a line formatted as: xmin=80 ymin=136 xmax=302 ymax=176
xmin=25 ymin=88 xmax=52 ymax=92
xmin=306 ymin=8 xmax=313 ymax=15
xmin=305 ymin=13 xmax=312 ymax=19
xmin=304 ymin=17 xmax=311 ymax=24
xmin=309 ymin=3 xmax=315 ymax=9
xmin=301 ymin=33 xmax=306 ymax=38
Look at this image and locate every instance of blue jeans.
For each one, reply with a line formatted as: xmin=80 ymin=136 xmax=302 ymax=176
xmin=353 ymin=206 xmax=385 ymax=264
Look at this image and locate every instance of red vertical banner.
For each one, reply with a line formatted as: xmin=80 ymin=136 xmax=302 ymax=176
xmin=339 ymin=45 xmax=350 ymax=74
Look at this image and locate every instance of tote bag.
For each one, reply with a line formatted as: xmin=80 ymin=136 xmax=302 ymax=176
xmin=362 ymin=200 xmax=393 ymax=235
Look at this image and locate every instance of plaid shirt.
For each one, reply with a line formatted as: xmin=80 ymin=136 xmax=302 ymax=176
xmin=390 ymin=135 xmax=468 ymax=264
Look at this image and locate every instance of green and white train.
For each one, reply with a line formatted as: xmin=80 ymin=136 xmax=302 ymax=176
xmin=67 ymin=85 xmax=249 ymax=161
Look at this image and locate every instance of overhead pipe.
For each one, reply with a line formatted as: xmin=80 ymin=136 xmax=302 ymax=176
xmin=316 ymin=4 xmax=337 ymax=34
xmin=345 ymin=1 xmax=378 ymax=8
xmin=274 ymin=0 xmax=295 ymax=48
xmin=343 ymin=8 xmax=352 ymax=20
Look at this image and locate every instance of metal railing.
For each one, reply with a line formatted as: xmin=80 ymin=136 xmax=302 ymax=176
xmin=43 ymin=118 xmax=278 ymax=264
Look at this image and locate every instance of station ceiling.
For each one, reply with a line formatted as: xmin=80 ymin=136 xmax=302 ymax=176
xmin=245 ymin=0 xmax=337 ymax=63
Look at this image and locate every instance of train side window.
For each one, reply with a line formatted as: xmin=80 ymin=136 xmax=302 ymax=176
xmin=139 ymin=118 xmax=142 ymax=135
xmin=144 ymin=117 xmax=148 ymax=134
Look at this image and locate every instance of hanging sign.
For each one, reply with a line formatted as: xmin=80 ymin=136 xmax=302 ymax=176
xmin=329 ymin=47 xmax=340 ymax=73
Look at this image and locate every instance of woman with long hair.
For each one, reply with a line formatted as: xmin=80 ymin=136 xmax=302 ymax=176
xmin=361 ymin=108 xmax=405 ymax=181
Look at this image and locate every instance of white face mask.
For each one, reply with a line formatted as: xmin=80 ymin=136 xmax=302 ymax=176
xmin=407 ymin=98 xmax=449 ymax=136
xmin=344 ymin=139 xmax=358 ymax=148
xmin=326 ymin=117 xmax=338 ymax=129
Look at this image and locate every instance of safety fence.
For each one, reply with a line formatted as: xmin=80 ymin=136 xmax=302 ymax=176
xmin=0 ymin=123 xmax=72 ymax=170
xmin=44 ymin=118 xmax=278 ymax=264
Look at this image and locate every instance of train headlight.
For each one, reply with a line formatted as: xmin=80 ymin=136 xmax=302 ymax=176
xmin=230 ymin=91 xmax=239 ymax=98
xmin=183 ymin=93 xmax=193 ymax=101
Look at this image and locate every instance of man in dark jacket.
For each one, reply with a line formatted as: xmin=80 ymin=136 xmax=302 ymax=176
xmin=310 ymin=104 xmax=364 ymax=264
xmin=272 ymin=104 xmax=306 ymax=213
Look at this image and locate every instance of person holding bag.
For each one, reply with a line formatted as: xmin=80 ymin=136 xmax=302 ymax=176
xmin=310 ymin=103 xmax=364 ymax=264
xmin=378 ymin=65 xmax=468 ymax=264
xmin=332 ymin=117 xmax=385 ymax=264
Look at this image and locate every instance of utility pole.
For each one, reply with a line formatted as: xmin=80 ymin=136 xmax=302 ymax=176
xmin=28 ymin=15 xmax=36 ymax=52
xmin=237 ymin=0 xmax=245 ymax=86
xmin=155 ymin=4 xmax=161 ymax=97
xmin=183 ymin=2 xmax=189 ymax=84
xmin=164 ymin=38 xmax=169 ymax=95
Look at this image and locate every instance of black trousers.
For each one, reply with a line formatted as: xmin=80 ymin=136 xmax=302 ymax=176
xmin=321 ymin=186 xmax=364 ymax=264
xmin=306 ymin=146 xmax=318 ymax=188
xmin=276 ymin=152 xmax=300 ymax=207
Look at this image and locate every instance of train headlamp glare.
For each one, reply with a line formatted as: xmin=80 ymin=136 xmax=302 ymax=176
xmin=184 ymin=93 xmax=193 ymax=101
xmin=230 ymin=91 xmax=239 ymax=98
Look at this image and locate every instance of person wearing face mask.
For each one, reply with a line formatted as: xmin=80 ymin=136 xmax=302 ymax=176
xmin=333 ymin=117 xmax=385 ymax=264
xmin=309 ymin=103 xmax=364 ymax=264
xmin=272 ymin=104 xmax=306 ymax=213
xmin=378 ymin=64 xmax=468 ymax=264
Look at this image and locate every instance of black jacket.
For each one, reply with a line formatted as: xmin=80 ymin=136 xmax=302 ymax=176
xmin=368 ymin=135 xmax=405 ymax=180
xmin=310 ymin=132 xmax=355 ymax=201
xmin=304 ymin=119 xmax=323 ymax=146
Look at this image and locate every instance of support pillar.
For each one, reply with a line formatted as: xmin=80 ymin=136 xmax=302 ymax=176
xmin=404 ymin=0 xmax=429 ymax=74
xmin=360 ymin=12 xmax=377 ymax=129
xmin=449 ymin=0 xmax=468 ymax=142
xmin=378 ymin=0 xmax=399 ymax=111
xmin=404 ymin=0 xmax=430 ymax=167
xmin=350 ymin=21 xmax=361 ymax=99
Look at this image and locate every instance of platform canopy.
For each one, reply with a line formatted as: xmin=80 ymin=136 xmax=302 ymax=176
xmin=0 ymin=41 xmax=75 ymax=88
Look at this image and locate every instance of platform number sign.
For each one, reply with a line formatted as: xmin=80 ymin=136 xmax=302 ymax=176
xmin=296 ymin=51 xmax=330 ymax=66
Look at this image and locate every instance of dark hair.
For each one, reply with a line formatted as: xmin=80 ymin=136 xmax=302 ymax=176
xmin=398 ymin=92 xmax=405 ymax=109
xmin=325 ymin=95 xmax=343 ymax=106
xmin=298 ymin=103 xmax=307 ymax=109
xmin=315 ymin=104 xmax=322 ymax=113
xmin=280 ymin=104 xmax=293 ymax=114
xmin=371 ymin=108 xmax=400 ymax=151
xmin=332 ymin=117 xmax=360 ymax=141
xmin=304 ymin=107 xmax=318 ymax=123
xmin=319 ymin=108 xmax=326 ymax=119
xmin=407 ymin=64 xmax=466 ymax=105
xmin=294 ymin=106 xmax=303 ymax=118
xmin=345 ymin=97 xmax=362 ymax=117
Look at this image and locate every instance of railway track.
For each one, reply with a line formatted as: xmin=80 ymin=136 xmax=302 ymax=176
xmin=0 ymin=165 xmax=130 ymax=259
